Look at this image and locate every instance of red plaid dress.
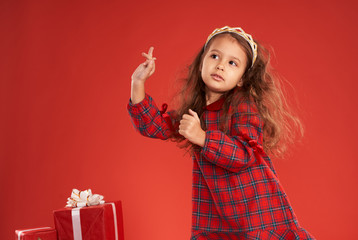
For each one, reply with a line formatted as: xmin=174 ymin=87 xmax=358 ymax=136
xmin=128 ymin=94 xmax=315 ymax=240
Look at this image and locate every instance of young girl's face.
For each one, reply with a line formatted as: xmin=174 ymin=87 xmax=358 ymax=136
xmin=201 ymin=34 xmax=248 ymax=98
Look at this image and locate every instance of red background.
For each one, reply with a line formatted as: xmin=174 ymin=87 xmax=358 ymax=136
xmin=1 ymin=1 xmax=358 ymax=239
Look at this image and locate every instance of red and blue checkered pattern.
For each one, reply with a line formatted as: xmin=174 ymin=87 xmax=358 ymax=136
xmin=128 ymin=94 xmax=315 ymax=239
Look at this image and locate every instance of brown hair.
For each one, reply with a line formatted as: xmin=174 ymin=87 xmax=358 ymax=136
xmin=169 ymin=32 xmax=303 ymax=158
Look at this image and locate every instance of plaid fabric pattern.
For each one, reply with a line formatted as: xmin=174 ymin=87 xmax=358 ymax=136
xmin=128 ymin=94 xmax=315 ymax=240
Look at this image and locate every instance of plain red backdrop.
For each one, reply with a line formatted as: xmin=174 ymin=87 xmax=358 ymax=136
xmin=1 ymin=0 xmax=358 ymax=239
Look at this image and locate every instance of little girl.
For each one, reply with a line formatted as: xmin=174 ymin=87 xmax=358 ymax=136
xmin=128 ymin=26 xmax=315 ymax=239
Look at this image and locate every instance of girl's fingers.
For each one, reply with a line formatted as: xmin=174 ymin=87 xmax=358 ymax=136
xmin=149 ymin=60 xmax=155 ymax=75
xmin=142 ymin=53 xmax=157 ymax=62
xmin=181 ymin=114 xmax=192 ymax=120
xmin=180 ymin=116 xmax=197 ymax=129
xmin=188 ymin=109 xmax=196 ymax=116
xmin=142 ymin=59 xmax=149 ymax=67
xmin=142 ymin=52 xmax=150 ymax=59
xmin=132 ymin=48 xmax=156 ymax=82
xmin=189 ymin=109 xmax=200 ymax=122
xmin=179 ymin=118 xmax=186 ymax=126
xmin=142 ymin=47 xmax=156 ymax=61
xmin=148 ymin=47 xmax=154 ymax=57
xmin=145 ymin=60 xmax=154 ymax=76
xmin=143 ymin=59 xmax=154 ymax=69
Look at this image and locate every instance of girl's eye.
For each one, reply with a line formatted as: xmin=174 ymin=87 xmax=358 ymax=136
xmin=211 ymin=54 xmax=219 ymax=59
xmin=229 ymin=61 xmax=237 ymax=66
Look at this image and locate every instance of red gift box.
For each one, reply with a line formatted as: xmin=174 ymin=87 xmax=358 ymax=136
xmin=15 ymin=227 xmax=57 ymax=240
xmin=53 ymin=201 xmax=124 ymax=240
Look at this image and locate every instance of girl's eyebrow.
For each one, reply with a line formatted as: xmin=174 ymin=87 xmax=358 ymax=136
xmin=209 ymin=49 xmax=242 ymax=63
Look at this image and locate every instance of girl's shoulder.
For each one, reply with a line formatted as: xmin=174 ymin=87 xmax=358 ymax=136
xmin=231 ymin=96 xmax=259 ymax=116
xmin=227 ymin=97 xmax=262 ymax=133
xmin=228 ymin=96 xmax=263 ymax=141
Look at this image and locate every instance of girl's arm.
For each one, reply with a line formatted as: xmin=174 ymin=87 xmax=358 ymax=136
xmin=128 ymin=94 xmax=173 ymax=140
xmin=180 ymin=101 xmax=262 ymax=172
xmin=201 ymin=102 xmax=262 ymax=172
xmin=128 ymin=47 xmax=173 ymax=140
xmin=131 ymin=47 xmax=156 ymax=104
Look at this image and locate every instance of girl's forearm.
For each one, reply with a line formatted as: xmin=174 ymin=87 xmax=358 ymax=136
xmin=131 ymin=81 xmax=145 ymax=104
xmin=130 ymin=47 xmax=156 ymax=104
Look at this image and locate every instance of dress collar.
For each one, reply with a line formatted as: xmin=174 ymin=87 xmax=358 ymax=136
xmin=204 ymin=96 xmax=225 ymax=111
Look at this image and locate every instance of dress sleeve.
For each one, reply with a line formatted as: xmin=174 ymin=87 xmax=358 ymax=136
xmin=201 ymin=100 xmax=263 ymax=172
xmin=127 ymin=93 xmax=173 ymax=140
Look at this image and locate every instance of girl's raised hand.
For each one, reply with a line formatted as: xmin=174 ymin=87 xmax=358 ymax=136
xmin=131 ymin=47 xmax=157 ymax=84
xmin=179 ymin=109 xmax=206 ymax=147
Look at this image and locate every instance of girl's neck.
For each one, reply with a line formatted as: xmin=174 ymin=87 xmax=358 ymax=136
xmin=206 ymin=91 xmax=224 ymax=105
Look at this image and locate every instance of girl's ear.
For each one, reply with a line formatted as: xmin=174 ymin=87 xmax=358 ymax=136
xmin=237 ymin=79 xmax=243 ymax=87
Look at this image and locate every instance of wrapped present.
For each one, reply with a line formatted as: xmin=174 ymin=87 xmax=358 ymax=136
xmin=15 ymin=227 xmax=57 ymax=240
xmin=53 ymin=189 xmax=124 ymax=240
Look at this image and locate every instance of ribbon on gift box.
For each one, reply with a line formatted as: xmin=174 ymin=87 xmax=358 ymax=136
xmin=16 ymin=227 xmax=54 ymax=240
xmin=66 ymin=189 xmax=118 ymax=240
xmin=66 ymin=189 xmax=105 ymax=207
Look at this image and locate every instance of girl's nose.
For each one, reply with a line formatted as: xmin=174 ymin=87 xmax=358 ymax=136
xmin=216 ymin=64 xmax=224 ymax=70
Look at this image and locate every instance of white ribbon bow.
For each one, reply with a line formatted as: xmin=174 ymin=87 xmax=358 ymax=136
xmin=66 ymin=189 xmax=105 ymax=207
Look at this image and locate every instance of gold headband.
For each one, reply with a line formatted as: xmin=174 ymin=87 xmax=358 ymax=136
xmin=205 ymin=26 xmax=257 ymax=67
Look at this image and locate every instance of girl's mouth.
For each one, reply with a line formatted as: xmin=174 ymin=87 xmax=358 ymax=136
xmin=211 ymin=74 xmax=224 ymax=81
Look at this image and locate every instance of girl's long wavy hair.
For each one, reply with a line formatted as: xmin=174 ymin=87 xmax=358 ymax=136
xmin=169 ymin=32 xmax=303 ymax=158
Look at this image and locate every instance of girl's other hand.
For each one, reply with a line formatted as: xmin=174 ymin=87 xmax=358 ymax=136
xmin=179 ymin=109 xmax=206 ymax=147
xmin=131 ymin=47 xmax=156 ymax=84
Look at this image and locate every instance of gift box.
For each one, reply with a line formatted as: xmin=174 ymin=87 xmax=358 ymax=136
xmin=15 ymin=227 xmax=57 ymax=240
xmin=53 ymin=200 xmax=124 ymax=240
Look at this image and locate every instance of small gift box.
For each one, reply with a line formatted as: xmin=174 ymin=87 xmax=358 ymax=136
xmin=15 ymin=227 xmax=57 ymax=240
xmin=53 ymin=189 xmax=124 ymax=240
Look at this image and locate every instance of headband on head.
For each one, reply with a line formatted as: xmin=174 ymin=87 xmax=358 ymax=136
xmin=205 ymin=26 xmax=257 ymax=67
